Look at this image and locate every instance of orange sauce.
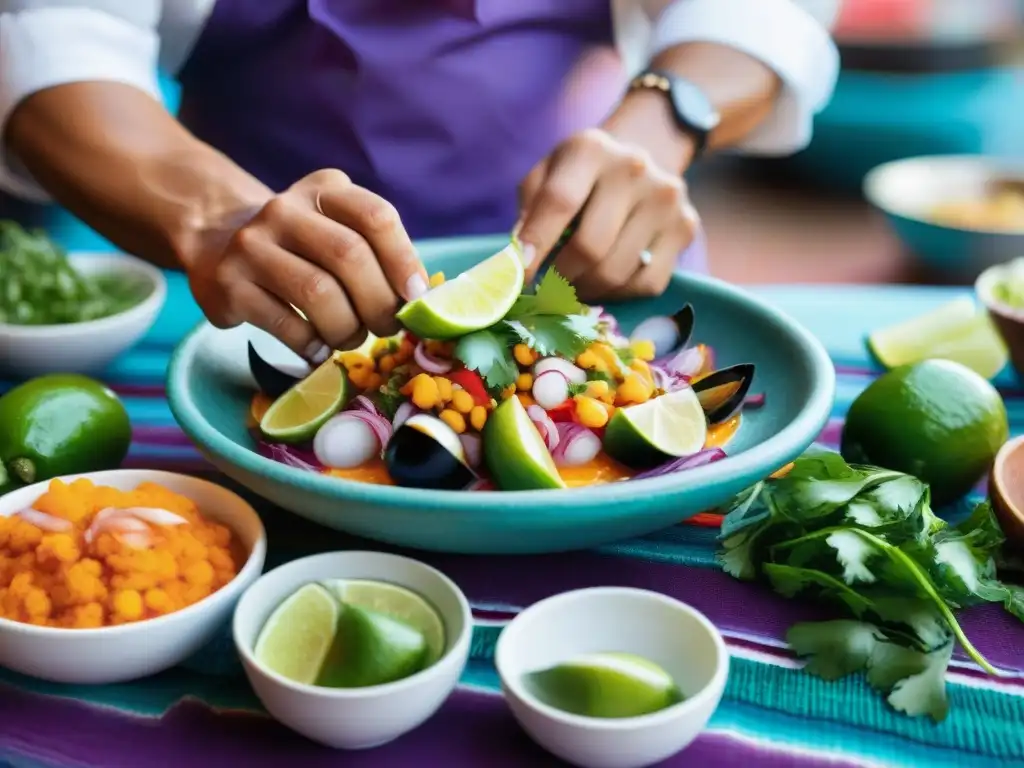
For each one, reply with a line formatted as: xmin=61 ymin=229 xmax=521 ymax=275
xmin=558 ymin=454 xmax=634 ymax=487
xmin=324 ymin=460 xmax=395 ymax=485
xmin=705 ymin=414 xmax=741 ymax=448
xmin=250 ymin=393 xmax=273 ymax=426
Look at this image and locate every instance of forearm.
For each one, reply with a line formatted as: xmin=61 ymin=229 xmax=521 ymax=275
xmin=5 ymin=82 xmax=272 ymax=269
xmin=603 ymin=42 xmax=781 ymax=174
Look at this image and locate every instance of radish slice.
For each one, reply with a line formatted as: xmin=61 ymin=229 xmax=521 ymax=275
xmin=14 ymin=508 xmax=72 ymax=532
xmin=552 ymin=424 xmax=601 ymax=466
xmin=532 ymin=370 xmax=570 ymax=409
xmin=414 ymin=342 xmax=453 ymax=374
xmin=459 ymin=433 xmax=483 ymax=467
xmin=314 ymin=413 xmax=386 ymax=468
xmin=534 ymin=357 xmax=586 ymax=385
xmin=527 ymin=405 xmax=561 ymax=452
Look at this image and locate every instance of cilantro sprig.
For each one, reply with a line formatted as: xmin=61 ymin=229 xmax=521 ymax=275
xmin=719 ymin=448 xmax=1024 ymax=721
xmin=452 ymin=270 xmax=599 ymax=392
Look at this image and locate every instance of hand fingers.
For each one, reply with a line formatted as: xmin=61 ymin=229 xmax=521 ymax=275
xmin=240 ymin=229 xmax=364 ymax=350
xmin=516 ymin=130 xmax=609 ymax=274
xmin=275 ymin=204 xmax=403 ymax=339
xmin=313 ymin=180 xmax=428 ymax=303
xmin=604 ymin=214 xmax=697 ymax=301
xmin=553 ymin=156 xmax=647 ymax=285
xmin=517 ymin=157 xmax=549 ymax=228
xmin=226 ymin=281 xmax=332 ymax=363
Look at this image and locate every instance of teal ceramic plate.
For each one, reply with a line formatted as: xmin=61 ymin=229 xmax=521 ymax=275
xmin=167 ymin=235 xmax=835 ymax=554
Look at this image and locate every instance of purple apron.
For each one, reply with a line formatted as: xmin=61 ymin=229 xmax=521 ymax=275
xmin=177 ymin=0 xmax=706 ymax=271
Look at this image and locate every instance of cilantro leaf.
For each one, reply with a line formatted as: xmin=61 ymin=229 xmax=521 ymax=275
xmin=787 ymin=620 xmax=881 ymax=680
xmin=506 ymin=315 xmax=597 ymax=360
xmin=764 ymin=563 xmax=876 ymax=616
xmin=1003 ymin=584 xmax=1024 ymax=622
xmin=507 ymin=269 xmax=584 ymax=319
xmin=376 ymin=374 xmax=406 ymax=420
xmin=883 ymin=641 xmax=953 ymax=721
xmin=454 ymin=329 xmax=518 ymax=390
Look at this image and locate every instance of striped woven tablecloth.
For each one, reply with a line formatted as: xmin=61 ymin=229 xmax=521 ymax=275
xmin=2 ymin=275 xmax=1023 ymax=768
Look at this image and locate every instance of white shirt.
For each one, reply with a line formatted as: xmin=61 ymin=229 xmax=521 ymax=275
xmin=0 ymin=0 xmax=840 ymax=202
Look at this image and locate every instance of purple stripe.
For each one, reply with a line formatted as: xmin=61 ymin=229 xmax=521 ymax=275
xmin=0 ymin=681 xmax=857 ymax=768
xmin=132 ymin=426 xmax=195 ymax=447
xmin=108 ymin=383 xmax=167 ymax=398
xmin=420 ymin=553 xmax=1024 ymax=673
xmin=120 ymin=456 xmax=216 ymax=473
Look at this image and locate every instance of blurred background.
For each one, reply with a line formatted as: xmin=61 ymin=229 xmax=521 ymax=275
xmin=2 ymin=0 xmax=1024 ymax=287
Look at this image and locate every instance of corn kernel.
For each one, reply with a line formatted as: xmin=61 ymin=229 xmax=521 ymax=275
xmin=574 ymin=395 xmax=609 ymax=428
xmin=439 ymin=409 xmax=466 ymax=433
xmin=378 ymin=354 xmax=397 ymax=375
xmin=434 ymin=376 xmax=454 ymax=402
xmin=615 ymin=374 xmax=651 ymax=405
xmin=513 ymin=344 xmax=537 ymax=366
xmin=585 ymin=380 xmax=610 ymax=398
xmin=451 ymin=390 xmax=475 ymax=414
xmin=340 ymin=352 xmax=374 ymax=371
xmin=410 ymin=373 xmax=441 ymax=410
xmin=501 ymin=385 xmax=516 ymax=400
xmin=630 ymin=339 xmax=656 ymax=362
xmin=111 ymin=589 xmax=144 ymax=621
xmin=516 ymin=372 xmax=533 ymax=391
xmin=470 ymin=405 xmax=488 ymax=431
xmin=516 ymin=392 xmax=536 ymax=409
xmin=576 ymin=350 xmax=600 ymax=369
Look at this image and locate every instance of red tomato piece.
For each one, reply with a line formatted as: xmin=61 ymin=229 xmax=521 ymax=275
xmin=446 ymin=368 xmax=490 ymax=406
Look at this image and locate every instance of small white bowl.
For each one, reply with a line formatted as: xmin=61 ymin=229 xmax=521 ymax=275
xmin=0 ymin=469 xmax=267 ymax=684
xmin=233 ymin=551 xmax=472 ymax=750
xmin=495 ymin=587 xmax=728 ymax=768
xmin=0 ymin=252 xmax=167 ymax=376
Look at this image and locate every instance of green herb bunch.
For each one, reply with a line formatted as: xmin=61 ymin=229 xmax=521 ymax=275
xmin=719 ymin=448 xmax=1024 ymax=721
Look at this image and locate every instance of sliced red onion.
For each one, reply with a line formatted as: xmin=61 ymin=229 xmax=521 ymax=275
xmin=459 ymin=433 xmax=483 ymax=468
xmin=414 ymin=341 xmax=453 ymax=374
xmin=466 ymin=478 xmax=494 ymax=491
xmin=258 ymin=441 xmax=323 ymax=472
xmin=350 ymin=395 xmax=383 ymax=416
xmin=85 ymin=511 xmax=150 ymax=545
xmin=551 ymin=423 xmax=601 ymax=466
xmin=632 ymin=448 xmax=727 ymax=480
xmin=393 ymin=401 xmax=421 ymax=429
xmin=117 ymin=530 xmax=155 ymax=549
xmin=527 ymin=404 xmax=561 ymax=452
xmin=533 ymin=357 xmax=586 ymax=385
xmin=744 ymin=393 xmax=766 ymax=409
xmin=115 ymin=507 xmax=189 ymax=527
xmin=655 ymin=345 xmax=705 ymax=378
xmin=14 ymin=508 xmax=72 ymax=532
xmin=532 ymin=370 xmax=570 ymax=409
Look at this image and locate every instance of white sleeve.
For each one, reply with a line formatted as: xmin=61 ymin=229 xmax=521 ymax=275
xmin=649 ymin=0 xmax=841 ymax=156
xmin=0 ymin=2 xmax=163 ymax=202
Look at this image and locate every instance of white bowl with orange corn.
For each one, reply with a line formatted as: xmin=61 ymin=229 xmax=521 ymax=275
xmin=0 ymin=469 xmax=266 ymax=684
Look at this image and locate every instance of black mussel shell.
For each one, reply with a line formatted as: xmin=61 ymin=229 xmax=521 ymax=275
xmin=630 ymin=303 xmax=695 ymax=358
xmin=691 ymin=364 xmax=755 ymax=424
xmin=248 ymin=341 xmax=305 ymax=398
xmin=385 ymin=414 xmax=476 ymax=491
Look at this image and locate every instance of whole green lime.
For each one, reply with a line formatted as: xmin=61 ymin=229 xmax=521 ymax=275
xmin=841 ymin=360 xmax=1008 ymax=505
xmin=0 ymin=374 xmax=131 ymax=491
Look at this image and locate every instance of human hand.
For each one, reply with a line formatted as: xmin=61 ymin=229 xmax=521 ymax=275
xmin=516 ymin=127 xmax=700 ymax=302
xmin=186 ymin=170 xmax=428 ymax=363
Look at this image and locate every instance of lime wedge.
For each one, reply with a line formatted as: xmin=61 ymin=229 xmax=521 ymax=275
xmin=260 ymin=359 xmax=349 ymax=442
xmin=321 ymin=579 xmax=446 ymax=663
xmin=483 ymin=395 xmax=566 ymax=490
xmin=317 ymin=603 xmax=429 ymax=688
xmin=867 ymin=298 xmax=1008 ymax=379
xmin=525 ymin=652 xmax=683 ymax=719
xmin=253 ymin=583 xmax=340 ymax=685
xmin=603 ymin=387 xmax=707 ymax=468
xmin=396 ymin=242 xmax=525 ymax=339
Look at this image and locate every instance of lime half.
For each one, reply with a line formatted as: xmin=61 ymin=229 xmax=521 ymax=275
xmin=483 ymin=395 xmax=566 ymax=490
xmin=260 ymin=359 xmax=349 ymax=442
xmin=254 ymin=583 xmax=339 ymax=685
xmin=525 ymin=652 xmax=683 ymax=719
xmin=603 ymin=387 xmax=707 ymax=468
xmin=396 ymin=242 xmax=525 ymax=339
xmin=867 ymin=298 xmax=1008 ymax=379
xmin=321 ymin=579 xmax=446 ymax=663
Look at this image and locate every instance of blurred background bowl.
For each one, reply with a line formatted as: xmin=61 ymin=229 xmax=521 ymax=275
xmin=864 ymin=155 xmax=1024 ymax=281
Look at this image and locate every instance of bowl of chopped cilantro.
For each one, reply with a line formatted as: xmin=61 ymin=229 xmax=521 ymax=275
xmin=0 ymin=221 xmax=166 ymax=376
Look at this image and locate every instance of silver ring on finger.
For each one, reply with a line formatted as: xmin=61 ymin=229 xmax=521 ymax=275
xmin=639 ymin=249 xmax=653 ymax=268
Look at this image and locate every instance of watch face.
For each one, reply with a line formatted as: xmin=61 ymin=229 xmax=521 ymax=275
xmin=671 ymin=80 xmax=721 ymax=134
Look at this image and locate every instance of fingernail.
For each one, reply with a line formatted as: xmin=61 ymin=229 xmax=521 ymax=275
xmin=519 ymin=242 xmax=536 ymax=267
xmin=511 ymin=218 xmax=524 ymax=239
xmin=405 ymin=273 xmax=428 ymax=300
xmin=305 ymin=341 xmax=331 ymax=364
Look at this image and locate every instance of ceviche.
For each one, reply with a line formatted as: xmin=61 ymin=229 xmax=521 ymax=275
xmin=248 ymin=246 xmax=761 ymax=492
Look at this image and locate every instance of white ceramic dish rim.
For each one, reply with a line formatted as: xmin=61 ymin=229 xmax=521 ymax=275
xmin=863 ymin=154 xmax=1024 ymax=236
xmin=494 ymin=586 xmax=729 ymax=730
xmin=0 ymin=252 xmax=167 ymax=336
xmin=232 ymin=550 xmax=473 ymax=699
xmin=168 ymin=266 xmax=835 ymax=507
xmin=0 ymin=469 xmax=267 ymax=638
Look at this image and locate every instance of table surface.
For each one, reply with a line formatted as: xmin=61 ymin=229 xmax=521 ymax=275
xmin=2 ymin=272 xmax=1023 ymax=768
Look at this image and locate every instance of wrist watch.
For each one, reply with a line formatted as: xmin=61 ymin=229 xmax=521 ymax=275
xmin=627 ymin=70 xmax=720 ymax=160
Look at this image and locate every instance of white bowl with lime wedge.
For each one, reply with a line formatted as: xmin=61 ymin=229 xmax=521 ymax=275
xmin=495 ymin=587 xmax=728 ymax=768
xmin=233 ymin=551 xmax=472 ymax=750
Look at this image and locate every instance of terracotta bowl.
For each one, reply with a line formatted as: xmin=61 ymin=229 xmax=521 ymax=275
xmin=990 ymin=435 xmax=1024 ymax=546
xmin=976 ymin=259 xmax=1024 ymax=378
